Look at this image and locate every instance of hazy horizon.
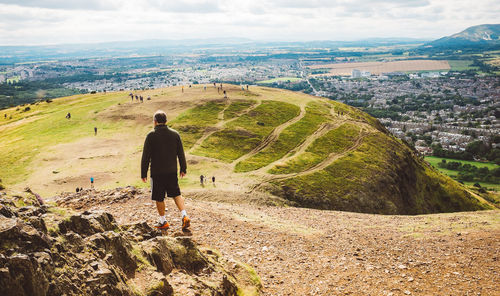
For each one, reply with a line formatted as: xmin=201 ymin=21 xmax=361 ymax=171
xmin=0 ymin=0 xmax=499 ymax=46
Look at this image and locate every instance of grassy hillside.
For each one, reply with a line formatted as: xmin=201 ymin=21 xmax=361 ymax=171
xmin=0 ymin=84 xmax=491 ymax=214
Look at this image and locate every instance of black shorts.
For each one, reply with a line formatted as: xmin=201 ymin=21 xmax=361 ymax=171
xmin=151 ymin=173 xmax=181 ymax=202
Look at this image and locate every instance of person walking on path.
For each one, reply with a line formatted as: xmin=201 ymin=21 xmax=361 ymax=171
xmin=200 ymin=175 xmax=204 ymax=186
xmin=94 ymin=127 xmax=97 ymax=135
xmin=223 ymin=90 xmax=227 ymax=99
xmin=90 ymin=177 xmax=94 ymax=188
xmin=141 ymin=110 xmax=190 ymax=230
xmin=211 ymin=176 xmax=215 ymax=183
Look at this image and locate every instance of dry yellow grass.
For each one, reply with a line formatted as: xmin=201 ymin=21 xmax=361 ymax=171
xmin=309 ymin=59 xmax=450 ymax=76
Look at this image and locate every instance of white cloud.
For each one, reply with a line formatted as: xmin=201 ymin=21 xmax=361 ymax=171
xmin=0 ymin=0 xmax=498 ymax=45
xmin=0 ymin=0 xmax=120 ymax=10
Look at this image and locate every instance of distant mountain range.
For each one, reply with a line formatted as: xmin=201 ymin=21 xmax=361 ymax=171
xmin=426 ymin=24 xmax=500 ymax=49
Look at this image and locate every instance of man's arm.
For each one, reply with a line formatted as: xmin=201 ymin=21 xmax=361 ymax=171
xmin=177 ymin=134 xmax=187 ymax=175
xmin=141 ymin=134 xmax=152 ymax=180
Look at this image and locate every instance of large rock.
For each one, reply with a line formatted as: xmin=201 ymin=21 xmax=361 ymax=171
xmin=58 ymin=211 xmax=117 ymax=236
xmin=0 ymin=254 xmax=50 ymax=296
xmin=86 ymin=231 xmax=137 ymax=277
xmin=0 ymin=216 xmax=50 ymax=253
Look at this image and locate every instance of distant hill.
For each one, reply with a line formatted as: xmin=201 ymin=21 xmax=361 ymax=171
xmin=426 ymin=24 xmax=500 ymax=49
xmin=0 ymin=85 xmax=492 ymax=214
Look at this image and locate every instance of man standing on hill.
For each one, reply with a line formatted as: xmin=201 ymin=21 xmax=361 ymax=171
xmin=141 ymin=110 xmax=190 ymax=231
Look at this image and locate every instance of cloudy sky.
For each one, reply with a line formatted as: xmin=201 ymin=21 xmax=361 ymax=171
xmin=0 ymin=0 xmax=498 ymax=45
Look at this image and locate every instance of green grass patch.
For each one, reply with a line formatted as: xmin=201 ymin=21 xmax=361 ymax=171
xmin=235 ymin=101 xmax=330 ymax=172
xmin=0 ymin=92 xmax=127 ymax=185
xmin=223 ymin=99 xmax=257 ymax=120
xmin=169 ymin=100 xmax=227 ymax=149
xmin=448 ymin=60 xmax=478 ymax=71
xmin=425 ymin=156 xmax=499 ymax=190
xmin=193 ymin=100 xmax=300 ymax=162
xmin=425 ymin=156 xmax=498 ymax=170
xmin=269 ymin=123 xmax=361 ymax=174
xmin=256 ymin=77 xmax=302 ymax=84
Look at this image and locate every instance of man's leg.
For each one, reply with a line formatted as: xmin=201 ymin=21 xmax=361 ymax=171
xmin=152 ymin=177 xmax=168 ymax=228
xmin=173 ymin=195 xmax=185 ymax=211
xmin=156 ymin=201 xmax=166 ymax=216
xmin=174 ymin=195 xmax=190 ymax=229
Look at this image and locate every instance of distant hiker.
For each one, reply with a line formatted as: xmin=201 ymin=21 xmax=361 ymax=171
xmin=246 ymin=85 xmax=249 ymax=90
xmin=241 ymin=85 xmax=244 ymax=90
xmin=4 ymin=114 xmax=6 ymax=119
xmin=94 ymin=127 xmax=97 ymax=135
xmin=213 ymin=82 xmax=216 ymax=88
xmin=223 ymin=90 xmax=227 ymax=99
xmin=217 ymin=87 xmax=220 ymax=94
xmin=212 ymin=176 xmax=215 ymax=183
xmin=220 ymin=83 xmax=223 ymax=89
xmin=80 ymin=187 xmax=83 ymax=192
xmin=189 ymin=84 xmax=191 ymax=88
xmin=135 ymin=95 xmax=138 ymax=101
xmin=147 ymin=96 xmax=151 ymax=100
xmin=200 ymin=175 xmax=204 ymax=185
xmin=141 ymin=110 xmax=190 ymax=231
xmin=140 ymin=96 xmax=144 ymax=103
xmin=182 ymin=86 xmax=184 ymax=93
xmin=66 ymin=112 xmax=71 ymax=119
xmin=204 ymin=86 xmax=206 ymax=91
xmin=90 ymin=177 xmax=94 ymax=188
xmin=76 ymin=187 xmax=80 ymax=193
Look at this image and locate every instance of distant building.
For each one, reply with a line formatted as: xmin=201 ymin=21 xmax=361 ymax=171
xmin=351 ymin=69 xmax=370 ymax=78
xmin=421 ymin=72 xmax=440 ymax=78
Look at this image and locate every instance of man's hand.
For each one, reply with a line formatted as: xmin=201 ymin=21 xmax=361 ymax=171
xmin=179 ymin=172 xmax=186 ymax=179
xmin=142 ymin=177 xmax=147 ymax=183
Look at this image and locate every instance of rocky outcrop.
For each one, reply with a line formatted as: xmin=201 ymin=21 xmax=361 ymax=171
xmin=0 ymin=191 xmax=260 ymax=296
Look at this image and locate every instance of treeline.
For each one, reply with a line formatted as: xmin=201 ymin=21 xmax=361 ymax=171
xmin=438 ymin=159 xmax=500 ymax=184
xmin=0 ymin=80 xmax=84 ymax=109
xmin=258 ymin=80 xmax=313 ymax=94
xmin=432 ymin=139 xmax=500 ymax=165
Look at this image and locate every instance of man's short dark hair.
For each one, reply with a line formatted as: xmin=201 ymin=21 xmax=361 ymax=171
xmin=154 ymin=110 xmax=167 ymax=124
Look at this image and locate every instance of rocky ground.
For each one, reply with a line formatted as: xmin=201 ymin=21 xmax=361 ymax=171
xmin=55 ymin=187 xmax=500 ymax=296
xmin=0 ymin=189 xmax=260 ymax=296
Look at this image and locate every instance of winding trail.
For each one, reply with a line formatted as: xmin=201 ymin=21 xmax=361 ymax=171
xmin=188 ymin=99 xmax=262 ymax=154
xmin=267 ymin=128 xmax=368 ymax=180
xmin=246 ymin=127 xmax=370 ymax=193
xmin=230 ymin=104 xmax=307 ymax=167
xmin=252 ymin=121 xmax=337 ymax=174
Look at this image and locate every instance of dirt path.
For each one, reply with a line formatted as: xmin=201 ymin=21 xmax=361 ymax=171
xmin=60 ymin=191 xmax=500 ymax=296
xmin=257 ymin=128 xmax=369 ymax=186
xmin=188 ymin=99 xmax=263 ymax=154
xmin=231 ymin=104 xmax=307 ymax=167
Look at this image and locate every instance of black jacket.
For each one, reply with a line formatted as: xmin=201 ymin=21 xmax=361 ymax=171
xmin=141 ymin=125 xmax=187 ymax=178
